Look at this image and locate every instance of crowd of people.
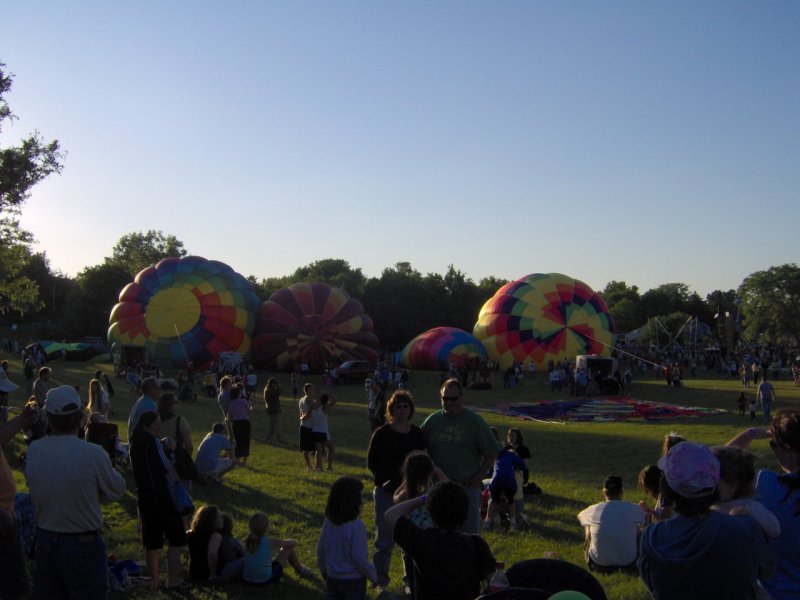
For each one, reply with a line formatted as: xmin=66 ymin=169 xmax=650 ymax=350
xmin=0 ymin=350 xmax=799 ymax=600
xmin=573 ymin=418 xmax=800 ymax=600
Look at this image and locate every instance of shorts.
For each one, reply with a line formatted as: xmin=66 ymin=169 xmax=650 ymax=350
xmin=311 ymin=431 xmax=328 ymax=444
xmin=232 ymin=420 xmax=251 ymax=457
xmin=243 ymin=560 xmax=284 ymax=586
xmin=299 ymin=426 xmax=316 ymax=452
xmin=138 ymin=506 xmax=187 ymax=550
xmin=490 ymin=485 xmax=515 ymax=504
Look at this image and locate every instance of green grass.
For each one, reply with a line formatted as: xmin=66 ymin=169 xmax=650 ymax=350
xmin=4 ymin=353 xmax=799 ymax=599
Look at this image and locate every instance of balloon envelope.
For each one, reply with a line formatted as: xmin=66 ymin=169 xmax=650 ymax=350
xmin=107 ymin=256 xmax=261 ymax=367
xmin=252 ymin=282 xmax=379 ymax=372
xmin=473 ymin=273 xmax=615 ymax=370
xmin=397 ymin=327 xmax=487 ymax=370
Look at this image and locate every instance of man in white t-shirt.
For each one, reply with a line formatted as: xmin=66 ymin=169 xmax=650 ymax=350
xmin=577 ymin=475 xmax=646 ymax=573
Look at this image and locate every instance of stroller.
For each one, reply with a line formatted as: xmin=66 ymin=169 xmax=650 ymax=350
xmin=85 ymin=421 xmax=129 ymax=471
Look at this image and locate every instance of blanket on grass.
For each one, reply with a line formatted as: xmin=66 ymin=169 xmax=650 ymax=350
xmin=476 ymin=397 xmax=727 ymax=423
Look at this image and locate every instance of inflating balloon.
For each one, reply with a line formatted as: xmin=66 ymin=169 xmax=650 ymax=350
xmin=473 ymin=273 xmax=615 ymax=370
xmin=108 ymin=256 xmax=261 ymax=367
xmin=252 ymin=282 xmax=379 ymax=372
xmin=397 ymin=327 xmax=487 ymax=370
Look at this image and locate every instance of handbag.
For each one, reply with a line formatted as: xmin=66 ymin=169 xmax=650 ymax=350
xmin=173 ymin=417 xmax=198 ymax=481
xmin=170 ymin=477 xmax=195 ymax=516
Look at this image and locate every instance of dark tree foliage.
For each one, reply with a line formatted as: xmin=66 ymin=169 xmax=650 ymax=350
xmin=739 ymin=264 xmax=800 ymax=346
xmin=600 ymin=281 xmax=642 ymax=333
xmin=0 ymin=61 xmax=64 ymax=315
xmin=108 ymin=230 xmax=187 ymax=277
xmin=62 ymin=263 xmax=132 ymax=337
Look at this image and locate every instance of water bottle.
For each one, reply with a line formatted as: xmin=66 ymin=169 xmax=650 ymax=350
xmin=488 ymin=560 xmax=510 ymax=592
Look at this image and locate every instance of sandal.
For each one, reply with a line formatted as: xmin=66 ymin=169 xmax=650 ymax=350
xmin=164 ymin=581 xmax=191 ymax=593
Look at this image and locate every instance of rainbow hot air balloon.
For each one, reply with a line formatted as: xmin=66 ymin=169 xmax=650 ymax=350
xmin=473 ymin=273 xmax=615 ymax=370
xmin=251 ymin=282 xmax=379 ymax=372
xmin=397 ymin=327 xmax=487 ymax=370
xmin=107 ymin=256 xmax=261 ymax=367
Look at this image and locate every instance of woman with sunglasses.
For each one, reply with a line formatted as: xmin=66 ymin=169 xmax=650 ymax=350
xmin=727 ymin=409 xmax=800 ymax=599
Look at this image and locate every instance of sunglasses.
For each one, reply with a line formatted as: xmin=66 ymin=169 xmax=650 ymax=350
xmin=441 ymin=395 xmax=461 ymax=402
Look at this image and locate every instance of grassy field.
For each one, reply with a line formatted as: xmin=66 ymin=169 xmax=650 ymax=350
xmin=4 ymin=353 xmax=799 ymax=600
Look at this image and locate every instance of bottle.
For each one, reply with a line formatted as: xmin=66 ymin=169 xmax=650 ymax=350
xmin=488 ymin=560 xmax=510 ymax=592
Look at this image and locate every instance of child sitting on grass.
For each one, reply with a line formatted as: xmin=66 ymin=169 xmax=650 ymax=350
xmin=187 ymin=505 xmax=243 ymax=584
xmin=638 ymin=464 xmax=673 ymax=523
xmin=242 ymin=511 xmax=314 ymax=586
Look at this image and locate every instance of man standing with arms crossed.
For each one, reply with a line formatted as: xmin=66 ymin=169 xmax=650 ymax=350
xmin=421 ymin=378 xmax=498 ymax=534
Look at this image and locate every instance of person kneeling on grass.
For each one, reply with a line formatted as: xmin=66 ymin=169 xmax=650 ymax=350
xmin=483 ymin=445 xmax=526 ymax=531
xmin=577 ymin=475 xmax=646 ymax=574
xmin=194 ymin=422 xmax=234 ymax=483
xmin=243 ymin=511 xmax=314 ymax=586
xmin=385 ymin=481 xmax=495 ymax=600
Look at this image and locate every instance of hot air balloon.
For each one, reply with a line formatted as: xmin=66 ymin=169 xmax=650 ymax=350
xmin=397 ymin=327 xmax=487 ymax=371
xmin=107 ymin=256 xmax=261 ymax=367
xmin=473 ymin=273 xmax=615 ymax=370
xmin=252 ymin=282 xmax=379 ymax=372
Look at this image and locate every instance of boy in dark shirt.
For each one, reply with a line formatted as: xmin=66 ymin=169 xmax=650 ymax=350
xmin=385 ymin=481 xmax=495 ymax=600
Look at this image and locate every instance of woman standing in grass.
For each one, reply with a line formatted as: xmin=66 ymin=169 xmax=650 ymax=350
xmin=264 ymin=377 xmax=284 ymax=442
xmin=366 ymin=390 xmax=426 ymax=588
xmin=87 ymin=378 xmax=109 ymax=422
xmin=310 ymin=393 xmax=337 ymax=471
xmin=317 ymin=477 xmax=378 ymax=599
xmin=129 ymin=411 xmax=187 ymax=590
xmin=226 ymin=385 xmax=252 ymax=467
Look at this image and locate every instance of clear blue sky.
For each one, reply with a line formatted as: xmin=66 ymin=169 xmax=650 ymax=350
xmin=4 ymin=2 xmax=798 ymax=297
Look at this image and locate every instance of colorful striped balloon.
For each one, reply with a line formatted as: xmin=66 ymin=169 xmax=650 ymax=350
xmin=473 ymin=273 xmax=615 ymax=370
xmin=397 ymin=327 xmax=487 ymax=371
xmin=252 ymin=282 xmax=379 ymax=372
xmin=107 ymin=256 xmax=261 ymax=367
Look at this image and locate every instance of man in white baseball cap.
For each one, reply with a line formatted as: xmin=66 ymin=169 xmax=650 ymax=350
xmin=25 ymin=385 xmax=126 ymax=599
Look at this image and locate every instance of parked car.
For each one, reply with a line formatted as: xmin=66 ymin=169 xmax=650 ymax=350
xmin=336 ymin=360 xmax=373 ymax=383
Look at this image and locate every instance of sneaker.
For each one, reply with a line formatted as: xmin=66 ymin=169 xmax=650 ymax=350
xmin=482 ymin=520 xmax=493 ymax=531
xmin=297 ymin=567 xmax=315 ymax=580
xmin=510 ymin=520 xmax=519 ymax=531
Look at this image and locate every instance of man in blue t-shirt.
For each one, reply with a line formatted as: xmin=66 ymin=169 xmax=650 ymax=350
xmin=195 ymin=422 xmax=234 ymax=483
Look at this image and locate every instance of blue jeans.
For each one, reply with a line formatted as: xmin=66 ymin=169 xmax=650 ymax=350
xmin=464 ymin=484 xmax=482 ymax=535
xmin=372 ymin=486 xmax=394 ymax=587
xmin=33 ymin=528 xmax=107 ymax=600
xmin=0 ymin=514 xmax=29 ymax=599
xmin=763 ymin=400 xmax=772 ymax=422
xmin=326 ymin=576 xmax=366 ymax=600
